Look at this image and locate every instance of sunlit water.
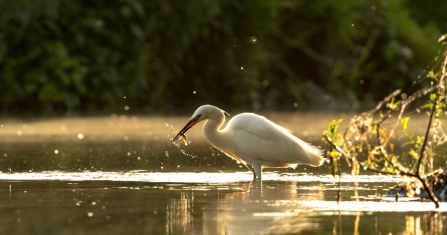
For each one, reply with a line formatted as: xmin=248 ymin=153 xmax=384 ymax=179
xmin=0 ymin=171 xmax=402 ymax=183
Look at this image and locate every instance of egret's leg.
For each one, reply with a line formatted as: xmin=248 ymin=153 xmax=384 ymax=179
xmin=252 ymin=163 xmax=262 ymax=181
xmin=244 ymin=164 xmax=256 ymax=180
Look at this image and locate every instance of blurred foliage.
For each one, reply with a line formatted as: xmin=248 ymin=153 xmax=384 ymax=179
xmin=0 ymin=0 xmax=446 ymax=116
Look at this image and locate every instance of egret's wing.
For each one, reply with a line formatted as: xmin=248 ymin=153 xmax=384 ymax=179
xmin=225 ymin=113 xmax=322 ymax=166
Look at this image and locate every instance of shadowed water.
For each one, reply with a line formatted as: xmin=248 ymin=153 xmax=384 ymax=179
xmin=1 ymin=116 xmax=447 ymax=234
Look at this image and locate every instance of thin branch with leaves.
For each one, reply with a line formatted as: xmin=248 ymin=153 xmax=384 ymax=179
xmin=323 ymin=43 xmax=447 ymax=208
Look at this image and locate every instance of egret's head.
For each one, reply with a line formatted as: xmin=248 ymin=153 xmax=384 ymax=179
xmin=192 ymin=105 xmax=228 ymax=121
xmin=172 ymin=105 xmax=229 ymax=142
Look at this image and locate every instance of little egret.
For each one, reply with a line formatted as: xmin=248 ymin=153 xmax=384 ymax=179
xmin=172 ymin=105 xmax=324 ymax=180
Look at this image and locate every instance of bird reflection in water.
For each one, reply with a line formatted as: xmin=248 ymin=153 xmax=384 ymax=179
xmin=212 ymin=181 xmax=325 ymax=234
xmin=164 ymin=181 xmax=326 ymax=235
xmin=165 ymin=192 xmax=194 ymax=235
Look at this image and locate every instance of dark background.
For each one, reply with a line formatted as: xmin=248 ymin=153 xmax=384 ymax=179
xmin=1 ymin=0 xmax=446 ymax=116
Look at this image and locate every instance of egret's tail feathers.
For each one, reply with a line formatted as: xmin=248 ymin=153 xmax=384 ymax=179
xmin=303 ymin=144 xmax=324 ymax=167
xmin=308 ymin=153 xmax=324 ymax=167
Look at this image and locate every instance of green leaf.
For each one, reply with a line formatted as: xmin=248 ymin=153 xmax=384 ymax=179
xmin=386 ymin=97 xmax=400 ymax=110
xmin=402 ymin=140 xmax=415 ymax=147
xmin=400 ymin=116 xmax=410 ymax=134
xmin=427 ymin=70 xmax=437 ymax=79
xmin=422 ymin=103 xmax=434 ymax=109
xmin=430 ymin=93 xmax=437 ymax=101
xmin=438 ymin=33 xmax=447 ymax=43
xmin=409 ymin=147 xmax=422 ymax=159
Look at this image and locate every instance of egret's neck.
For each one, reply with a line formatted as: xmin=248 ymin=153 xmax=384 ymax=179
xmin=203 ymin=114 xmax=226 ymax=147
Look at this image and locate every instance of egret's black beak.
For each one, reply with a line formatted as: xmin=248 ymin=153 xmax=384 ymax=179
xmin=172 ymin=116 xmax=200 ymax=142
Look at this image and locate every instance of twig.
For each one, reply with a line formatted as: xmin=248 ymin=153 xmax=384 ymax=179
xmin=416 ymin=96 xmax=438 ymax=175
xmin=324 ymin=135 xmax=346 ymax=203
xmin=414 ymin=50 xmax=447 ymax=208
xmin=324 ymin=135 xmax=349 ymax=157
xmin=368 ymin=89 xmax=401 ymax=115
xmin=337 ymin=149 xmax=342 ymax=203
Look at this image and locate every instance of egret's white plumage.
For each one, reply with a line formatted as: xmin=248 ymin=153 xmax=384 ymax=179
xmin=172 ymin=105 xmax=324 ymax=180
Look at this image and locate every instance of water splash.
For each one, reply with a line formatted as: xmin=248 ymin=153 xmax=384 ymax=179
xmin=165 ymin=122 xmax=191 ymax=147
xmin=165 ymin=122 xmax=196 ymax=160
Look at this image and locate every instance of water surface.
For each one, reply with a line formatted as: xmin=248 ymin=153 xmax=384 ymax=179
xmin=1 ymin=172 xmax=447 ymax=235
xmin=1 ymin=116 xmax=447 ymax=234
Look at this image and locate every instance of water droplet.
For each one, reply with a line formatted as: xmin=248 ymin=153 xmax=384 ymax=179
xmin=241 ymin=67 xmax=244 ymax=70
xmin=17 ymin=130 xmax=23 ymax=136
xmin=119 ymin=115 xmax=127 ymax=122
xmin=294 ymin=103 xmax=298 ymax=107
xmin=262 ymin=80 xmax=269 ymax=87
xmin=124 ymin=136 xmax=129 ymax=141
xmin=59 ymin=125 xmax=67 ymax=131
xmin=124 ymin=106 xmax=130 ymax=111
xmin=78 ymin=133 xmax=84 ymax=139
xmin=87 ymin=212 xmax=94 ymax=217
xmin=250 ymin=36 xmax=257 ymax=43
xmin=55 ymin=150 xmax=59 ymax=154
xmin=92 ymin=202 xmax=96 ymax=205
xmin=193 ymin=91 xmax=196 ymax=94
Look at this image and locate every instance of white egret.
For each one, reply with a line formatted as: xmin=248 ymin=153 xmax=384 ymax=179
xmin=172 ymin=105 xmax=324 ymax=180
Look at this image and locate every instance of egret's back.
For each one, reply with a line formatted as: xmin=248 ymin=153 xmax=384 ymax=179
xmin=222 ymin=113 xmax=323 ymax=167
